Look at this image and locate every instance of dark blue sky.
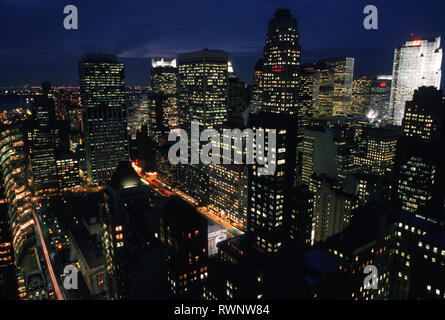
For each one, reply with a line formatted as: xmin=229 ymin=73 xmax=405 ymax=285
xmin=1 ymin=0 xmax=444 ymax=86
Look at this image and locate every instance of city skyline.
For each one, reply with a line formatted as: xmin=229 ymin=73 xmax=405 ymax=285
xmin=1 ymin=0 xmax=445 ymax=86
xmin=2 ymin=1 xmax=445 ymax=306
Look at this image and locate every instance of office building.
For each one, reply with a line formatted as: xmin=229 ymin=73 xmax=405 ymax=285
xmin=151 ymin=58 xmax=178 ymax=128
xmin=79 ymin=53 xmax=128 ymax=185
xmin=262 ymin=9 xmax=300 ymax=114
xmin=390 ymin=37 xmax=442 ymax=125
xmin=248 ymin=112 xmax=297 ymax=254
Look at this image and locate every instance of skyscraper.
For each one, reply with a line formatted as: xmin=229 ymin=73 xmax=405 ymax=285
xmin=151 ymin=58 xmax=178 ymax=128
xmin=159 ymin=196 xmax=208 ymax=298
xmin=79 ymin=54 xmax=128 ymax=185
xmin=248 ymin=112 xmax=298 ymax=254
xmin=262 ymin=9 xmax=301 ymax=115
xmin=176 ymin=49 xmax=229 ymax=204
xmin=178 ymin=49 xmax=228 ymax=128
xmin=227 ymin=69 xmax=247 ymax=122
xmin=390 ymin=37 xmax=442 ymax=126
xmin=393 ymin=86 xmax=445 ymax=223
xmin=353 ymin=127 xmax=400 ymax=176
xmin=27 ymin=82 xmax=59 ymax=192
xmin=310 ymin=175 xmax=357 ymax=244
xmin=100 ymin=161 xmax=152 ymax=299
xmin=313 ymin=57 xmax=355 ymax=116
xmin=250 ymin=59 xmax=264 ymax=114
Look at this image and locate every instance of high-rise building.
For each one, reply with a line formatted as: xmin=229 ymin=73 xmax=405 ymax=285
xmin=250 ymin=59 xmax=264 ymax=113
xmin=207 ymin=163 xmax=248 ymax=230
xmin=176 ymin=49 xmax=229 ymax=204
xmin=352 ymin=76 xmax=372 ymax=115
xmin=0 ymin=124 xmax=35 ymax=262
xmin=393 ymin=86 xmax=445 ymax=223
xmin=390 ymin=37 xmax=442 ymax=126
xmin=262 ymin=9 xmax=300 ymax=115
xmin=310 ymin=174 xmax=357 ymax=244
xmin=178 ymin=49 xmax=228 ymax=128
xmin=100 ymin=161 xmax=152 ymax=299
xmin=227 ymin=71 xmax=247 ymax=121
xmin=301 ymin=124 xmax=354 ymax=185
xmin=299 ymin=67 xmax=320 ymax=121
xmin=79 ymin=53 xmax=128 ymax=185
xmin=159 ymin=196 xmax=208 ymax=298
xmin=27 ymin=82 xmax=59 ymax=192
xmin=322 ymin=203 xmax=393 ymax=300
xmin=312 ymin=57 xmax=355 ymax=117
xmin=369 ymin=76 xmax=392 ymax=121
xmin=297 ymin=67 xmax=320 ymax=179
xmin=353 ymin=126 xmax=400 ymax=176
xmin=247 ymin=112 xmax=298 ymax=254
xmin=151 ymin=58 xmax=178 ymax=128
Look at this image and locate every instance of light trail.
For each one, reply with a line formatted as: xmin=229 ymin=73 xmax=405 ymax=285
xmin=31 ymin=209 xmax=65 ymax=300
xmin=131 ymin=162 xmax=243 ymax=237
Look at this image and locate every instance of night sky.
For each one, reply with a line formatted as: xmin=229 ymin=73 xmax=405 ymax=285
xmin=1 ymin=0 xmax=444 ymax=86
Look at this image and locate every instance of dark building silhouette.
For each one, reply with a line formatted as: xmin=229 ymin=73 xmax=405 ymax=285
xmin=100 ymin=161 xmax=154 ymax=299
xmin=393 ymin=86 xmax=445 ymax=224
xmin=159 ymin=196 xmax=208 ymax=299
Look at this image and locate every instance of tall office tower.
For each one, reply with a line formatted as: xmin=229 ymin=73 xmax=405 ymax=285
xmin=353 ymin=127 xmax=400 ymax=176
xmin=394 ymin=87 xmax=445 ymax=223
xmin=176 ymin=49 xmax=228 ymax=204
xmin=299 ymin=67 xmax=320 ymax=120
xmin=301 ymin=125 xmax=353 ymax=185
xmin=352 ymin=76 xmax=372 ymax=115
xmin=368 ymin=76 xmax=393 ymax=121
xmin=248 ymin=112 xmax=297 ymax=255
xmin=79 ymin=53 xmax=128 ymax=185
xmin=297 ymin=67 xmax=320 ymax=180
xmin=151 ymin=58 xmax=178 ymax=128
xmin=289 ymin=185 xmax=312 ymax=248
xmin=178 ymin=49 xmax=228 ymax=128
xmin=262 ymin=9 xmax=301 ymax=114
xmin=159 ymin=196 xmax=208 ymax=298
xmin=227 ymin=74 xmax=247 ymax=122
xmin=310 ymin=175 xmax=357 ymax=244
xmin=313 ymin=57 xmax=355 ymax=116
xmin=147 ymin=94 xmax=169 ymax=140
xmin=250 ymin=59 xmax=264 ymax=114
xmin=100 ymin=161 xmax=152 ymax=299
xmin=390 ymin=37 xmax=442 ymax=126
xmin=27 ymin=82 xmax=59 ymax=192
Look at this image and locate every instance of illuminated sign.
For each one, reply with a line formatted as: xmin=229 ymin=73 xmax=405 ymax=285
xmin=272 ymin=65 xmax=283 ymax=73
xmin=407 ymin=40 xmax=422 ymax=47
